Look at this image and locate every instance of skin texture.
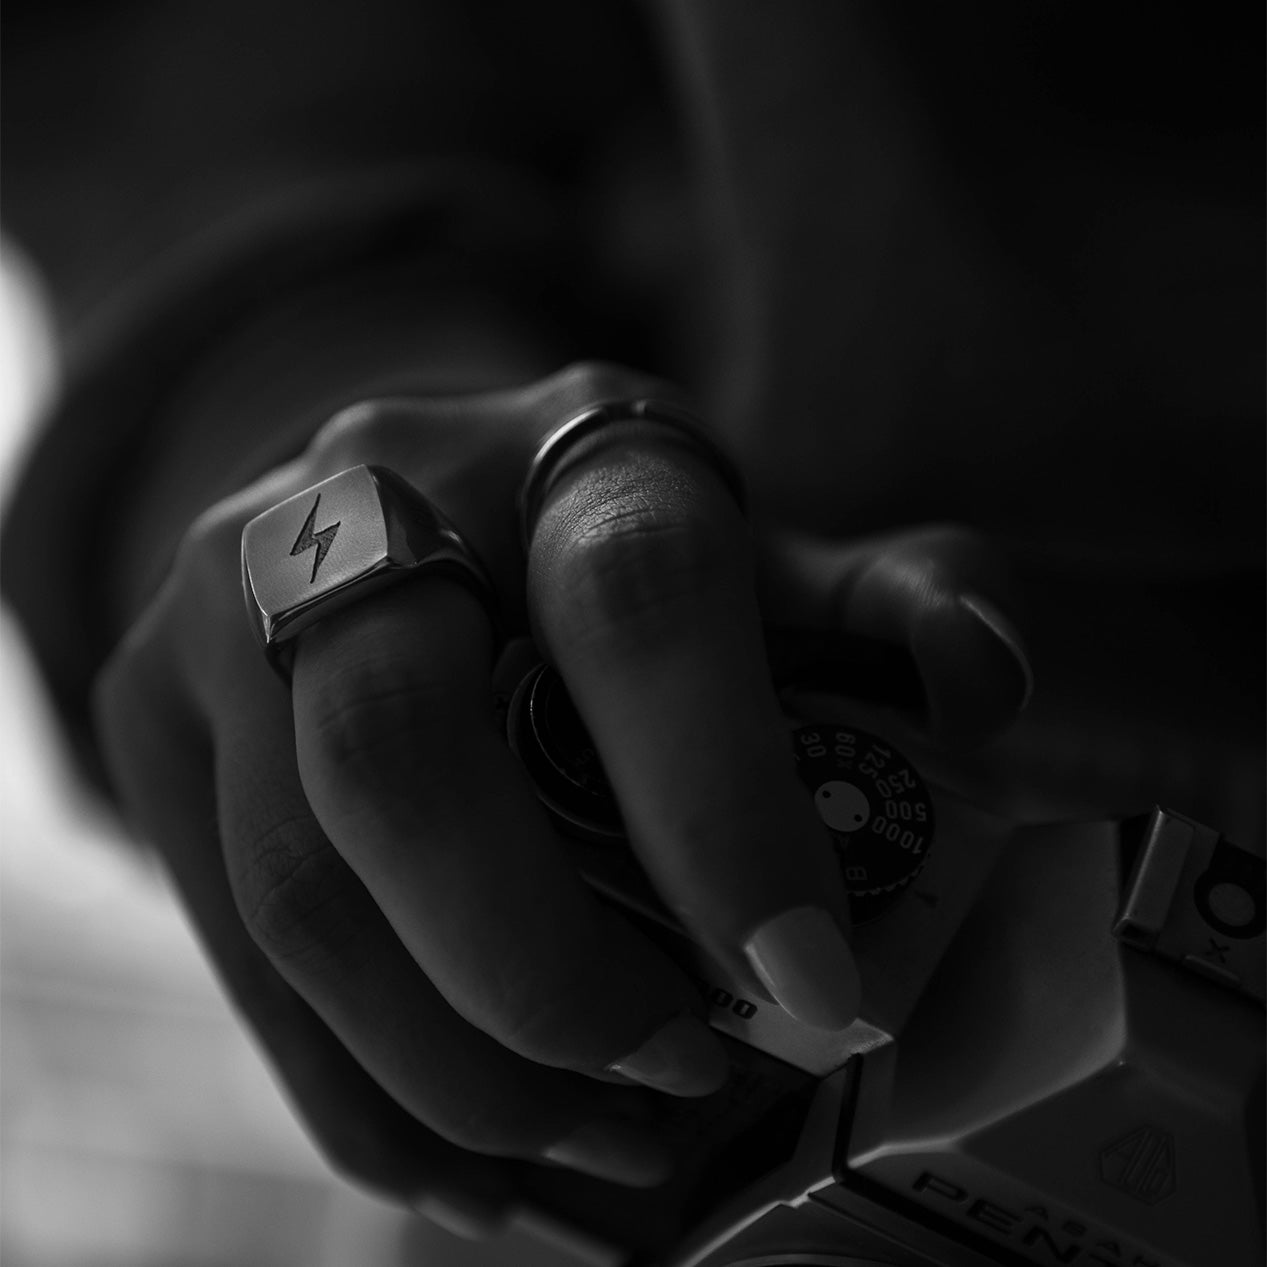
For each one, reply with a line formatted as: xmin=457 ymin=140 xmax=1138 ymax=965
xmin=93 ymin=359 xmax=1034 ymax=1222
xmin=8 ymin=0 xmax=1258 ymax=1241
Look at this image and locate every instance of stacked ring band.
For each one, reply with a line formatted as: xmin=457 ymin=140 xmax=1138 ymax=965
xmin=517 ymin=398 xmax=747 ymax=551
xmin=241 ymin=396 xmax=746 ymax=673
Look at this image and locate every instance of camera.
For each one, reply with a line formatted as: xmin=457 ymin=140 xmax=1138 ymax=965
xmin=492 ymin=641 xmax=1264 ymax=1267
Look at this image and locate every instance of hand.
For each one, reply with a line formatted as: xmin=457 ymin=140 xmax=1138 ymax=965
xmin=93 ymin=362 xmax=1032 ymax=1233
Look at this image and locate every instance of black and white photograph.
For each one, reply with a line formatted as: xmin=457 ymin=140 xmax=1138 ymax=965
xmin=1 ymin=3 xmax=1262 ymax=1265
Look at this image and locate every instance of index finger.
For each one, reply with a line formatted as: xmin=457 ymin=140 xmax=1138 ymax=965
xmin=528 ymin=425 xmax=861 ymax=1031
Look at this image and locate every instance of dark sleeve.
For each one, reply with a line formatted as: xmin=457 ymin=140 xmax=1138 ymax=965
xmin=0 ymin=0 xmax=683 ymax=795
xmin=0 ymin=0 xmax=671 ymax=333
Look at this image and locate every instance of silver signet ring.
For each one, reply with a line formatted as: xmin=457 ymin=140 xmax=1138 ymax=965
xmin=241 ymin=464 xmax=498 ymax=675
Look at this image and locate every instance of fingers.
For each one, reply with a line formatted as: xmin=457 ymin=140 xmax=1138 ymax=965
xmin=93 ymin=639 xmax=519 ymax=1230
xmin=528 ymin=429 xmax=862 ymax=1032
xmin=299 ymin=362 xmax=692 ymax=629
xmin=756 ymin=524 xmax=1033 ymax=747
xmin=93 ymin=369 xmax=747 ymax=1215
xmin=288 ymin=573 xmax=731 ymax=1102
xmin=212 ymin=669 xmax=679 ymax=1190
xmin=93 ymin=573 xmax=696 ymax=1205
xmin=92 ymin=360 xmax=1036 ymax=1237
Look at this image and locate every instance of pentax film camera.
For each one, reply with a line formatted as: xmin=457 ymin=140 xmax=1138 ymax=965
xmin=492 ymin=640 xmax=1264 ymax=1267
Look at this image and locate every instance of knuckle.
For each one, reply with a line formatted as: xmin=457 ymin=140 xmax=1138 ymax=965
xmin=427 ymin=1092 xmax=533 ymax=1159
xmin=182 ymin=497 xmax=247 ymax=580
xmin=434 ymin=1107 xmax=503 ymax=1158
xmin=867 ymin=521 xmax=1005 ymax=603
xmin=170 ymin=496 xmax=256 ymax=627
xmin=170 ymin=494 xmax=277 ymax=692
xmin=902 ymin=521 xmax=994 ymax=570
xmin=550 ymin=508 xmax=734 ymax=645
xmin=493 ymin=966 xmax=615 ymax=1071
xmin=527 ymin=360 xmax=683 ymax=431
xmin=92 ymin=640 xmax=142 ymax=741
xmin=549 ymin=359 xmax=648 ymax=404
xmin=301 ymin=659 xmax=472 ymax=793
xmin=188 ymin=494 xmax=248 ymax=557
xmin=291 ymin=1095 xmax=450 ymax=1199
xmin=237 ymin=824 xmax=361 ymax=967
xmin=311 ymin=1116 xmax=404 ymax=1191
xmin=92 ymin=594 xmax=190 ymax=770
xmin=309 ymin=398 xmax=430 ymax=472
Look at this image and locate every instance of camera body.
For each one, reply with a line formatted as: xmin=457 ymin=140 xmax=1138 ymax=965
xmin=494 ymin=649 xmax=1265 ymax=1267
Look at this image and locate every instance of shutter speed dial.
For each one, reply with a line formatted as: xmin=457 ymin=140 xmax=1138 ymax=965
xmin=792 ymin=725 xmax=935 ymax=921
xmin=507 ymin=665 xmax=935 ymax=922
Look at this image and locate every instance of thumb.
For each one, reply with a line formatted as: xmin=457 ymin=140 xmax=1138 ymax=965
xmin=757 ymin=523 xmax=1033 ymax=748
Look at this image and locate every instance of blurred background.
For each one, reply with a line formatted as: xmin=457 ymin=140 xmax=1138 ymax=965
xmin=3 ymin=4 xmax=1260 ymax=1263
xmin=0 ymin=245 xmax=590 ymax=1267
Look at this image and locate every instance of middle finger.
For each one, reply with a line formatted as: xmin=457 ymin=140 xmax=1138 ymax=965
xmin=528 ymin=423 xmax=862 ymax=1032
xmin=289 ymin=573 xmax=731 ymax=1099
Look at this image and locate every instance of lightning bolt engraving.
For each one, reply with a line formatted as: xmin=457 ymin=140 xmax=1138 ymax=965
xmin=290 ymin=493 xmax=341 ymax=583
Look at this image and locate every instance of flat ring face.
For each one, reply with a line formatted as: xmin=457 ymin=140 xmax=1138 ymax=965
xmin=242 ymin=463 xmax=498 ymax=668
xmin=242 ymin=465 xmax=398 ymax=648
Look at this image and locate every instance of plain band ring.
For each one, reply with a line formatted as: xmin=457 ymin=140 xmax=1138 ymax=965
xmin=517 ymin=398 xmax=748 ymax=552
xmin=241 ymin=464 xmax=498 ymax=677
